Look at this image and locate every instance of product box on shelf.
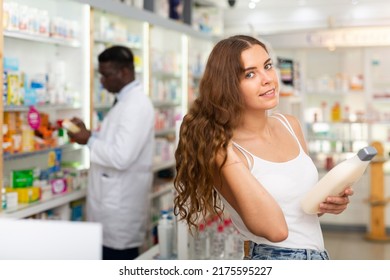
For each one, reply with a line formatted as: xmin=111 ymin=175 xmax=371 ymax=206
xmin=11 ymin=169 xmax=34 ymax=188
xmin=50 ymin=178 xmax=67 ymax=195
xmin=5 ymin=187 xmax=41 ymax=204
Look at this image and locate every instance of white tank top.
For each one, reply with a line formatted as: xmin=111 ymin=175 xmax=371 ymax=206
xmin=219 ymin=113 xmax=324 ymax=250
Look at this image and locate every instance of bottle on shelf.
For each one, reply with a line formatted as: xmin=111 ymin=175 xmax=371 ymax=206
xmin=192 ymin=223 xmax=208 ymax=260
xmin=343 ymin=106 xmax=350 ymax=122
xmin=157 ymin=210 xmax=174 ymax=259
xmin=331 ymin=102 xmax=342 ymax=122
xmin=223 ymin=218 xmax=245 ymax=260
xmin=1 ymin=188 xmax=6 ymax=210
xmin=223 ymin=218 xmax=235 ymax=259
xmin=320 ymin=101 xmax=328 ymax=122
xmin=210 ymin=223 xmax=225 ymax=260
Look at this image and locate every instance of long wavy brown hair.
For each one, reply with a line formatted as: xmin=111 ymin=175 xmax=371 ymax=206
xmin=174 ymin=35 xmax=269 ymax=231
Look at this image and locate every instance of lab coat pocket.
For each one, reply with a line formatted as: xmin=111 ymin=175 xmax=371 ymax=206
xmin=101 ymin=174 xmax=120 ymax=210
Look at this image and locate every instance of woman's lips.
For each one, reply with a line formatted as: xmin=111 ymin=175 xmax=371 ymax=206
xmin=259 ymin=89 xmax=275 ymax=97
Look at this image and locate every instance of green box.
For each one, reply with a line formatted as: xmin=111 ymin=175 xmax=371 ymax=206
xmin=11 ymin=169 xmax=34 ymax=188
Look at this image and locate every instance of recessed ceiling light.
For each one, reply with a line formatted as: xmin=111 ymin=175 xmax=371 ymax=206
xmin=351 ymin=0 xmax=359 ymax=5
xmin=248 ymin=2 xmax=256 ymax=9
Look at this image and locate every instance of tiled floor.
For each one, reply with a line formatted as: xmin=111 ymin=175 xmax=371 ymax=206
xmin=323 ymin=230 xmax=390 ymax=260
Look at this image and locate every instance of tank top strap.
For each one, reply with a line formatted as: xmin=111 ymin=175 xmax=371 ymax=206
xmin=270 ymin=113 xmax=297 ymax=139
xmin=270 ymin=113 xmax=302 ymax=150
xmin=232 ymin=141 xmax=253 ymax=170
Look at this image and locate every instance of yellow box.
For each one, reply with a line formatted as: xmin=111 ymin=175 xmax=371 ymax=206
xmin=6 ymin=187 xmax=41 ymax=203
xmin=7 ymin=74 xmax=21 ymax=105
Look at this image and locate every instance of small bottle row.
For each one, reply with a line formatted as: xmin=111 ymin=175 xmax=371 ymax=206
xmin=4 ymin=1 xmax=79 ymax=40
xmin=190 ymin=214 xmax=244 ymax=260
xmin=4 ymin=57 xmax=78 ymax=107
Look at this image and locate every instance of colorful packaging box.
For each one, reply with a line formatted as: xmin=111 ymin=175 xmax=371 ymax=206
xmin=6 ymin=187 xmax=41 ymax=203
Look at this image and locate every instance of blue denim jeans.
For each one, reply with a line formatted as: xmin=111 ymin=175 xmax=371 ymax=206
xmin=248 ymin=242 xmax=330 ymax=260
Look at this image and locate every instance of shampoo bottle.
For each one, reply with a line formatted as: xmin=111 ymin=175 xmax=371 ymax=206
xmin=301 ymin=146 xmax=377 ymax=214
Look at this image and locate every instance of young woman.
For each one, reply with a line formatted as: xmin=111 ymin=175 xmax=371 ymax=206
xmin=174 ymin=35 xmax=353 ymax=260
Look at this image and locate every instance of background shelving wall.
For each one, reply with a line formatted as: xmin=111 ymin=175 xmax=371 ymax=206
xmin=91 ymin=7 xmax=146 ymax=131
xmin=187 ymin=36 xmax=213 ymax=107
xmin=1 ymin=0 xmax=90 ymax=220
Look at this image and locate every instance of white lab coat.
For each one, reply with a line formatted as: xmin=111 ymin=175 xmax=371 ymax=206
xmin=87 ymin=81 xmax=154 ymax=249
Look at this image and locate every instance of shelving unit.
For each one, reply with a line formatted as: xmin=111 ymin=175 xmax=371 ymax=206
xmin=90 ymin=7 xmax=147 ymax=131
xmin=3 ymin=143 xmax=83 ymax=161
xmin=187 ymin=36 xmax=213 ymax=107
xmin=4 ymin=30 xmax=81 ymax=48
xmin=1 ymin=0 xmax=90 ymax=220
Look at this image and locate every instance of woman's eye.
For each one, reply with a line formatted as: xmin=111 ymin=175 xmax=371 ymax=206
xmin=245 ymin=72 xmax=255 ymax=78
xmin=265 ymin=63 xmax=273 ymax=70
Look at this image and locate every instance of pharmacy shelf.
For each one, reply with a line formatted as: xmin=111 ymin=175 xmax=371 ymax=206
xmin=4 ymin=143 xmax=84 ymax=161
xmin=94 ymin=37 xmax=142 ymax=50
xmin=150 ymin=182 xmax=174 ymax=200
xmin=155 ymin=128 xmax=176 ymax=137
xmin=305 ymin=90 xmax=365 ymax=96
xmin=93 ymin=104 xmax=111 ymax=111
xmin=4 ymin=104 xmax=82 ymax=112
xmin=152 ymin=101 xmax=181 ymax=108
xmin=0 ymin=188 xmax=87 ymax=219
xmin=152 ymin=159 xmax=175 ymax=173
xmin=152 ymin=72 xmax=181 ymax=80
xmin=4 ymin=30 xmax=81 ymax=48
xmin=76 ymin=0 xmax=212 ymax=40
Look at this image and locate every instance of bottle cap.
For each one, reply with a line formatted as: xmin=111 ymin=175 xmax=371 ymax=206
xmin=357 ymin=146 xmax=377 ymax=161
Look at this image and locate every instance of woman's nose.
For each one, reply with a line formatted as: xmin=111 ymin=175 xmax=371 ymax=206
xmin=260 ymin=71 xmax=272 ymax=85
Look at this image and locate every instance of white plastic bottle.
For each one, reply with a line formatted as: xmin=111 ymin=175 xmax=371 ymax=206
xmin=231 ymin=228 xmax=244 ymax=260
xmin=157 ymin=211 xmax=174 ymax=259
xmin=223 ymin=219 xmax=235 ymax=260
xmin=193 ymin=223 xmax=208 ymax=259
xmin=211 ymin=224 xmax=225 ymax=260
xmin=301 ymin=146 xmax=377 ymax=214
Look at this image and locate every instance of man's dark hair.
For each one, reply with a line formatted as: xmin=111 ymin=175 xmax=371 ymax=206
xmin=98 ymin=45 xmax=135 ymax=72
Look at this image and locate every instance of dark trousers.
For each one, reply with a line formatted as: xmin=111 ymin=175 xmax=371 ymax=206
xmin=102 ymin=246 xmax=139 ymax=260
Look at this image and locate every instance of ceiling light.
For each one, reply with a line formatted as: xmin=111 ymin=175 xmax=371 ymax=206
xmin=249 ymin=2 xmax=256 ymax=9
xmin=351 ymin=0 xmax=359 ymax=5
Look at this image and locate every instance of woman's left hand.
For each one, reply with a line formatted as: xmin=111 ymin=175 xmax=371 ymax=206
xmin=318 ymin=187 xmax=354 ymax=215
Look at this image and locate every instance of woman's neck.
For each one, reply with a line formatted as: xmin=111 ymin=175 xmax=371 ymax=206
xmin=234 ymin=111 xmax=271 ymax=138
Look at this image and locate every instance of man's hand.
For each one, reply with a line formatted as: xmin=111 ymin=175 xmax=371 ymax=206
xmin=66 ymin=117 xmax=91 ymax=145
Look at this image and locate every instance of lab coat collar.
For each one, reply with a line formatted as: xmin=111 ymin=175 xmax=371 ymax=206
xmin=116 ymin=80 xmax=140 ymax=103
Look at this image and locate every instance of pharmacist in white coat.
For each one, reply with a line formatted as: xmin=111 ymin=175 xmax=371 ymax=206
xmin=68 ymin=46 xmax=154 ymax=260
